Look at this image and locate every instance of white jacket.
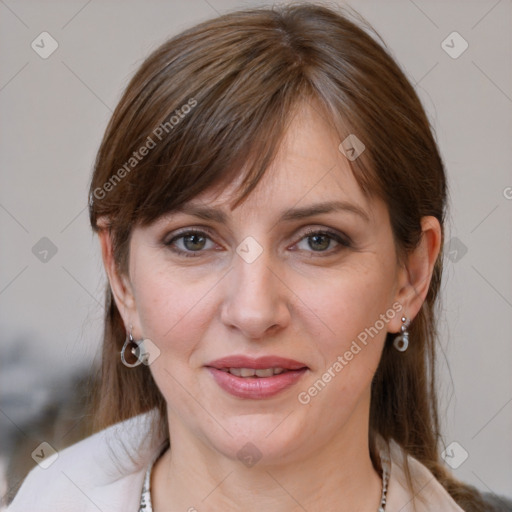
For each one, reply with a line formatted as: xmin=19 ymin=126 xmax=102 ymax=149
xmin=7 ymin=411 xmax=464 ymax=511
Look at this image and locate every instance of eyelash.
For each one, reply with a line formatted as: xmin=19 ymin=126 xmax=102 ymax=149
xmin=299 ymin=228 xmax=352 ymax=254
xmin=165 ymin=227 xmax=352 ymax=258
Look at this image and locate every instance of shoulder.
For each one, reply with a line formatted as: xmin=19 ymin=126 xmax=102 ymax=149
xmin=384 ymin=439 xmax=464 ymax=512
xmin=6 ymin=410 xmax=165 ymax=512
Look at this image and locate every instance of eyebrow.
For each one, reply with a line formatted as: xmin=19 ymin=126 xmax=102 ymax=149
xmin=176 ymin=200 xmax=370 ymax=224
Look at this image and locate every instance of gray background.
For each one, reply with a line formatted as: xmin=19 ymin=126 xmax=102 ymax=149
xmin=1 ymin=0 xmax=511 ymax=502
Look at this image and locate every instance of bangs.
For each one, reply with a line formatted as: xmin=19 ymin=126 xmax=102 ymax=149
xmin=134 ymin=74 xmax=312 ymax=224
xmin=89 ymin=8 xmax=381 ymax=238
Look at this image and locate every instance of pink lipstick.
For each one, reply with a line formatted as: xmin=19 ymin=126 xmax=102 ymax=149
xmin=205 ymin=355 xmax=308 ymax=399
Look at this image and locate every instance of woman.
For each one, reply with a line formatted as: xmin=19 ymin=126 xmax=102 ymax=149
xmin=7 ymin=3 xmax=500 ymax=511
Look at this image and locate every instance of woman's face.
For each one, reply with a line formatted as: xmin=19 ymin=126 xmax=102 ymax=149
xmin=118 ymin=103 xmax=410 ymax=465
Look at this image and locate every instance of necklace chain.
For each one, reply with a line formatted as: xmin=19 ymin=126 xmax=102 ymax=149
xmin=378 ymin=450 xmax=391 ymax=512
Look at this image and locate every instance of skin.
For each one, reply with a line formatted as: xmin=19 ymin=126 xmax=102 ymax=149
xmin=99 ymin=102 xmax=441 ymax=511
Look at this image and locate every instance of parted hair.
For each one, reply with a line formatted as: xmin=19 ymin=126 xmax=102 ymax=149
xmin=88 ymin=4 xmax=487 ymax=509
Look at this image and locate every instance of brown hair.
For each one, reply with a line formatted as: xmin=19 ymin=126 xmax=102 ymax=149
xmin=88 ymin=3 xmax=486 ymax=509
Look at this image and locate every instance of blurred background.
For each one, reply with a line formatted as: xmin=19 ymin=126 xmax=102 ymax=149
xmin=1 ymin=0 xmax=511 ymax=506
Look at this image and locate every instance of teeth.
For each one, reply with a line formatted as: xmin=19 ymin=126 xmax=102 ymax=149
xmin=225 ymin=367 xmax=287 ymax=377
xmin=255 ymin=368 xmax=274 ymax=377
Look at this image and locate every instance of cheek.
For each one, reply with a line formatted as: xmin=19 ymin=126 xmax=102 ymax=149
xmin=296 ymin=259 xmax=394 ymax=345
xmin=131 ymin=257 xmax=219 ymax=355
xmin=291 ymin=257 xmax=396 ymax=409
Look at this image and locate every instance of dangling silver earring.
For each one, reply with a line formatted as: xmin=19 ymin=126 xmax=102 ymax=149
xmin=121 ymin=325 xmax=142 ymax=367
xmin=393 ymin=316 xmax=410 ymax=352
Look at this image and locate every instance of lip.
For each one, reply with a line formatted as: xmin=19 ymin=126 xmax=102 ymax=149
xmin=205 ymin=355 xmax=308 ymax=400
xmin=206 ymin=355 xmax=308 ymax=370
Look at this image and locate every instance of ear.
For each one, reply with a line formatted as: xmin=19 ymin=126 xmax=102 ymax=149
xmin=97 ymin=220 xmax=136 ymax=329
xmin=390 ymin=216 xmax=442 ymax=332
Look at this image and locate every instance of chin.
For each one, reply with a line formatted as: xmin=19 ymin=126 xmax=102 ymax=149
xmin=202 ymin=413 xmax=312 ymax=467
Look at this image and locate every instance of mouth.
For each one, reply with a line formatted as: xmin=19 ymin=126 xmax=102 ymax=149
xmin=217 ymin=367 xmax=291 ymax=377
xmin=205 ymin=355 xmax=309 ymax=399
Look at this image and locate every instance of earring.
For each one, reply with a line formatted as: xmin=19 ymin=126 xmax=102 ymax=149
xmin=393 ymin=316 xmax=410 ymax=352
xmin=121 ymin=326 xmax=143 ymax=367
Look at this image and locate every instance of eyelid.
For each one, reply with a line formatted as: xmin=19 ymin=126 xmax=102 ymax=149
xmin=300 ymin=225 xmax=352 ymax=244
xmin=164 ymin=226 xmax=217 ymax=244
xmin=296 ymin=226 xmax=352 ymax=246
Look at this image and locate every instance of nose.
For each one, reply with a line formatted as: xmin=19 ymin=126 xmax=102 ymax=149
xmin=220 ymin=249 xmax=291 ymax=340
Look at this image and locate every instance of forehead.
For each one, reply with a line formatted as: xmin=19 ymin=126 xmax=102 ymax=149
xmin=188 ymin=103 xmax=376 ymax=222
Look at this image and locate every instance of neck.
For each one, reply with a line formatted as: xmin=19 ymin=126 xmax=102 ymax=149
xmin=152 ymin=404 xmax=382 ymax=511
